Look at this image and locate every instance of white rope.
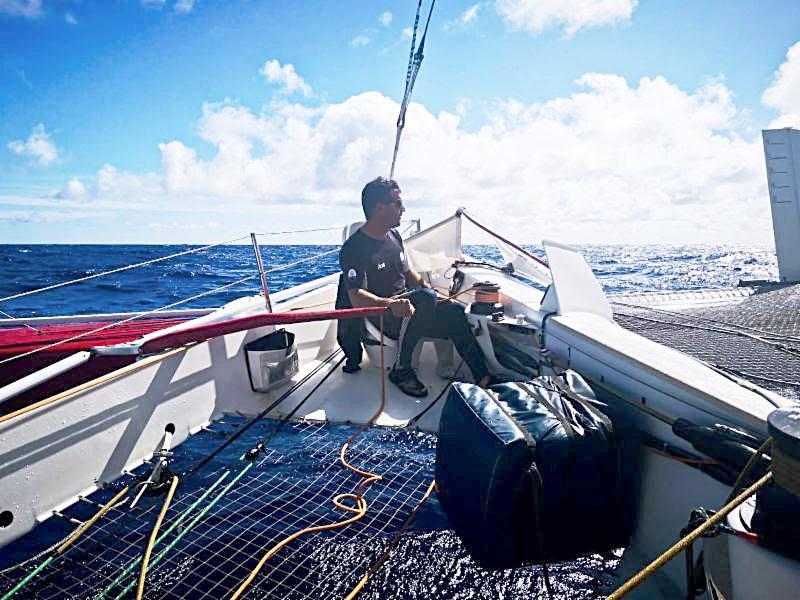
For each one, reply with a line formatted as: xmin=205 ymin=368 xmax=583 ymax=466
xmin=0 ymin=235 xmax=252 ymax=305
xmin=254 ymin=220 xmax=419 ymax=237
xmin=0 ymin=275 xmax=259 ymax=367
xmin=262 ymin=247 xmax=340 ymax=273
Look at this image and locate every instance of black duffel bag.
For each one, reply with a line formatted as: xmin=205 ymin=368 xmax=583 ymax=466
xmin=435 ymin=371 xmax=634 ymax=569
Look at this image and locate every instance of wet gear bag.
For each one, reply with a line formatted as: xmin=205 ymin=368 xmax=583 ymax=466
xmin=435 ymin=371 xmax=634 ymax=568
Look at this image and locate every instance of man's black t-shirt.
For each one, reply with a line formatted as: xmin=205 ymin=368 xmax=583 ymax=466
xmin=339 ymin=228 xmax=410 ymax=298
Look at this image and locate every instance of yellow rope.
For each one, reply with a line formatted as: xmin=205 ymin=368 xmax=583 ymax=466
xmin=55 ymin=485 xmax=131 ymax=555
xmin=228 ymin=314 xmax=389 ymax=600
xmin=607 ymin=471 xmax=774 ymax=599
xmin=136 ymin=475 xmax=179 ymax=600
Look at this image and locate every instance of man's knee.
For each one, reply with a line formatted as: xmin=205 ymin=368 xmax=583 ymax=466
xmin=409 ymin=288 xmax=437 ymax=313
xmin=437 ymin=299 xmax=467 ymax=321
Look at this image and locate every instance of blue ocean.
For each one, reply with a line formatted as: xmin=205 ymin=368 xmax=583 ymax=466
xmin=0 ymin=244 xmax=779 ymax=599
xmin=0 ymin=243 xmax=779 ymax=317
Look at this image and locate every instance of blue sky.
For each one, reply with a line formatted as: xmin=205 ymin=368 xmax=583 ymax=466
xmin=2 ymin=0 xmax=800 ymax=244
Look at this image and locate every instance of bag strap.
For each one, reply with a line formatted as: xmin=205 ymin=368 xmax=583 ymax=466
xmin=516 ymin=381 xmax=577 ymax=441
xmin=550 ymin=374 xmax=614 ymax=432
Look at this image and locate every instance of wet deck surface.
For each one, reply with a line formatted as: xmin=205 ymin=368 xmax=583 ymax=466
xmin=612 ymin=283 xmax=800 ymax=402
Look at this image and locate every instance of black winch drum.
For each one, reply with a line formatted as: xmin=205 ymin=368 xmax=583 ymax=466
xmin=768 ymin=407 xmax=800 ymax=497
xmin=750 ymin=407 xmax=800 ymax=559
xmin=435 ymin=372 xmax=635 ymax=569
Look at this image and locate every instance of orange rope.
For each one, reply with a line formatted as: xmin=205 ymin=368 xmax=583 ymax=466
xmin=343 ymin=479 xmax=436 ymax=600
xmin=229 ymin=313 xmax=389 ymax=600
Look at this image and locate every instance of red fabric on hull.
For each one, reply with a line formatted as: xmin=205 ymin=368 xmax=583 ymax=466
xmin=0 ymin=317 xmax=190 ymax=358
xmin=0 ymin=308 xmax=388 ymax=415
xmin=0 ymin=317 xmax=190 ymax=413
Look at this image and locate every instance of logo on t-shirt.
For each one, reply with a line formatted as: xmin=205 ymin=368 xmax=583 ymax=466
xmin=347 ymin=268 xmax=357 ymax=279
xmin=377 ymin=262 xmax=386 ymax=270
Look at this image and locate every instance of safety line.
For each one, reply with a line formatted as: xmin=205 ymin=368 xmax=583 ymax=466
xmin=0 ymin=235 xmax=252 ymax=305
xmin=0 ymin=275 xmax=257 ymax=368
xmin=0 ymin=246 xmax=341 ymax=369
xmin=459 ymin=208 xmax=550 ymax=269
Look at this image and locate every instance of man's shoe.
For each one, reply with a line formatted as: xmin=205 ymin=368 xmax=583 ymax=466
xmin=342 ymin=359 xmax=361 ymax=374
xmin=388 ymin=367 xmax=428 ymax=397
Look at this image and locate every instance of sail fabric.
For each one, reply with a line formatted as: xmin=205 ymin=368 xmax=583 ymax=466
xmin=403 ymin=214 xmax=462 ymax=273
xmin=493 ymin=237 xmax=551 ymax=287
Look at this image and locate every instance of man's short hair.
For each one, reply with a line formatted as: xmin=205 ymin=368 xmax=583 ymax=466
xmin=361 ymin=177 xmax=400 ymax=219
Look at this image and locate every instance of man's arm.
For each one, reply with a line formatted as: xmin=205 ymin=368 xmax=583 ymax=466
xmin=347 ymin=288 xmax=414 ymax=317
xmin=404 ymin=268 xmax=431 ymax=289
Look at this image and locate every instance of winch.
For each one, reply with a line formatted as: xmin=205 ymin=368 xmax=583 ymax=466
xmin=469 ymin=281 xmax=503 ymax=320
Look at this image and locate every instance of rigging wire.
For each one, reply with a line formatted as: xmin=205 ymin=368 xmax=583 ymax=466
xmin=389 ymin=0 xmax=437 ymax=179
xmin=0 ymin=235 xmax=252 ymax=305
xmin=0 ymin=247 xmax=342 ymax=367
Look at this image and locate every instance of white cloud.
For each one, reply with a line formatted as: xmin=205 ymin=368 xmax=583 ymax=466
xmin=0 ymin=210 xmax=103 ymax=223
xmin=402 ymin=27 xmax=413 ymax=39
xmin=140 ymin=0 xmax=166 ymax=9
xmin=149 ymin=220 xmax=219 ymax=230
xmin=260 ymin=59 xmax=312 ymax=97
xmin=64 ymin=12 xmax=77 ymax=25
xmin=0 ymin=0 xmax=42 ymax=18
xmin=444 ymin=3 xmax=481 ymax=31
xmin=496 ymin=0 xmax=638 ymax=38
xmin=350 ymin=34 xmax=371 ymax=48
xmin=762 ymin=41 xmax=800 ymax=128
xmin=379 ymin=11 xmax=392 ymax=26
xmin=461 ymin=4 xmax=481 ymax=24
xmin=174 ymin=0 xmax=194 ymax=14
xmin=44 ymin=60 xmax=782 ymax=244
xmin=54 ymin=178 xmax=86 ymax=199
xmin=7 ymin=124 xmax=59 ymax=166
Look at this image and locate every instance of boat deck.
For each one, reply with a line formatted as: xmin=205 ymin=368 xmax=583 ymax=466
xmin=612 ymin=283 xmax=800 ymax=402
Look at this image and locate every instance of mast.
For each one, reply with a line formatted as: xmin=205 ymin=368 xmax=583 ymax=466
xmin=763 ymin=127 xmax=800 ymax=283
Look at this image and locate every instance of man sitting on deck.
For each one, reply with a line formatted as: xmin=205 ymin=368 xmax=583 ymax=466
xmin=339 ymin=176 xmax=490 ymax=397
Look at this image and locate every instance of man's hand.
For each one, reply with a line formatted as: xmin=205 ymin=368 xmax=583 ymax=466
xmin=388 ymin=298 xmax=414 ymax=318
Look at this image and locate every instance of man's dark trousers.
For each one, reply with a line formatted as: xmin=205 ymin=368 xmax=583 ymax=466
xmin=375 ymin=288 xmax=489 ymax=381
